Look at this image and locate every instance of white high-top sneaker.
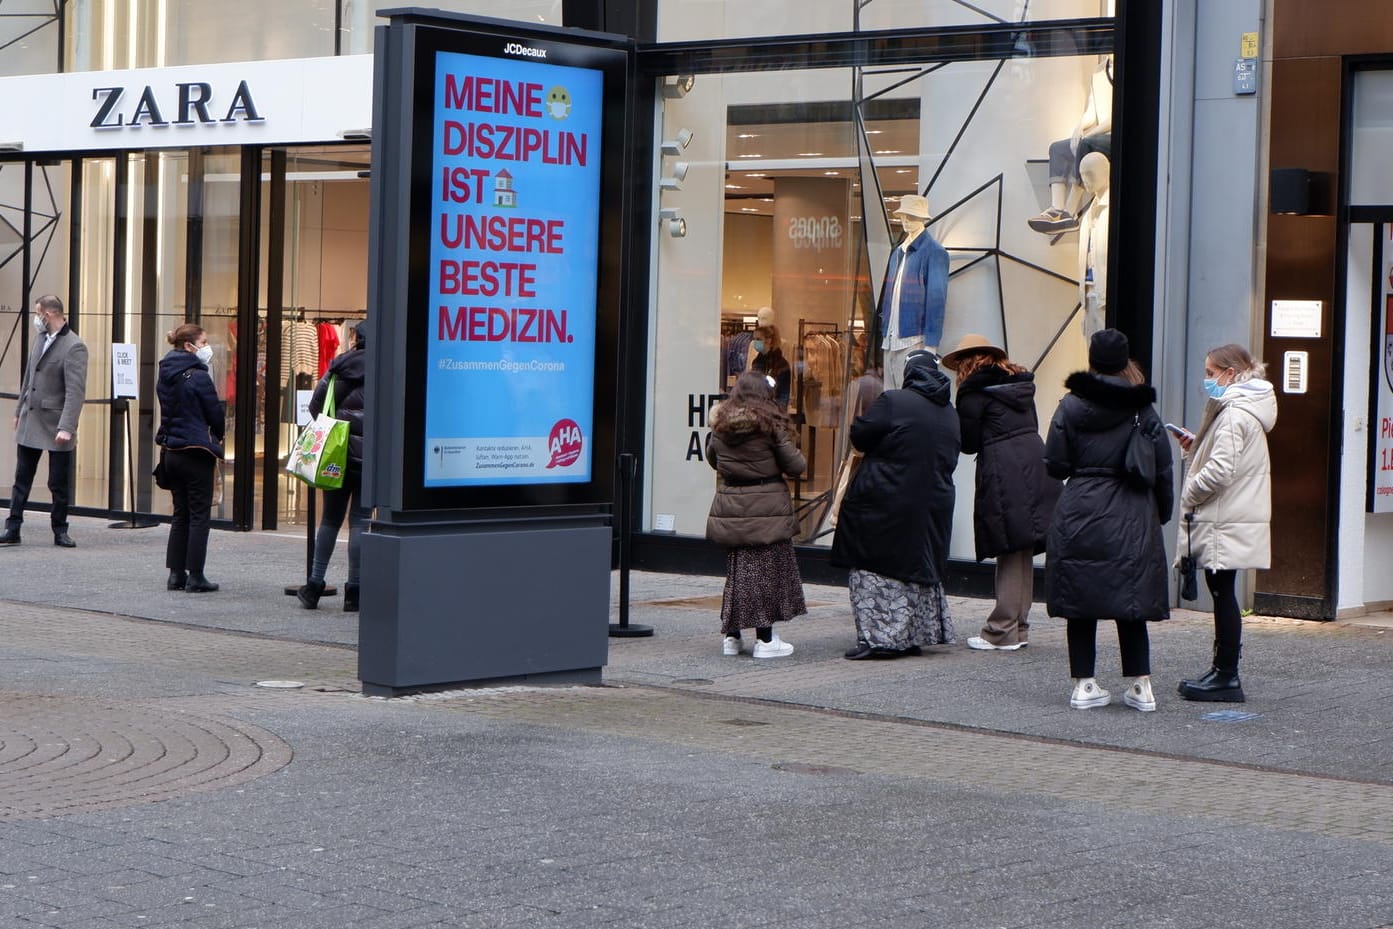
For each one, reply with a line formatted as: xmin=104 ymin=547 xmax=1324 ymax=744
xmin=1069 ymin=677 xmax=1111 ymax=709
xmin=1123 ymin=675 xmax=1157 ymax=712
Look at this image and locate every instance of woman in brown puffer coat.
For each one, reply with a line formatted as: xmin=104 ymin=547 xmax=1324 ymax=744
xmin=705 ymin=370 xmax=808 ymax=659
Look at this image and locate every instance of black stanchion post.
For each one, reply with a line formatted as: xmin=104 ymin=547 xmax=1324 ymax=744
xmin=108 ymin=398 xmax=157 ymax=530
xmin=609 ymin=451 xmax=652 ymax=638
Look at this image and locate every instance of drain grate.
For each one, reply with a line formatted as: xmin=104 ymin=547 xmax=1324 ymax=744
xmin=1201 ymin=709 xmax=1261 ymax=722
xmin=772 ymin=761 xmax=861 ymax=776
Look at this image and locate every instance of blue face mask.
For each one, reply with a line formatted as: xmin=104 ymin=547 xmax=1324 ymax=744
xmin=752 ymin=340 xmax=766 ymax=354
xmin=1203 ymin=377 xmax=1227 ymax=399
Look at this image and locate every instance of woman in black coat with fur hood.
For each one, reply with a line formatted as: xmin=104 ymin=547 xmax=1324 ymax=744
xmin=1045 ymin=329 xmax=1172 ymax=713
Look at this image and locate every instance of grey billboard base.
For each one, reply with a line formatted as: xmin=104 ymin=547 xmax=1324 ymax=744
xmin=357 ymin=521 xmax=611 ymax=696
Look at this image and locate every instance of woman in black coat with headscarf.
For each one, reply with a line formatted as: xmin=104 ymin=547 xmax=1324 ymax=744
xmin=1045 ymin=329 xmax=1173 ymax=713
xmin=942 ymin=334 xmax=1060 ymax=652
xmin=831 ymin=350 xmax=960 ymax=659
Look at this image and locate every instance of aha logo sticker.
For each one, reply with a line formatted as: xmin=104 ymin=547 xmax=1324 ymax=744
xmin=546 ymin=418 xmax=583 ymax=469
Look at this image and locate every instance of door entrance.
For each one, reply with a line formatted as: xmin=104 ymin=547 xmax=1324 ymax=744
xmin=0 ymin=142 xmax=370 ymax=531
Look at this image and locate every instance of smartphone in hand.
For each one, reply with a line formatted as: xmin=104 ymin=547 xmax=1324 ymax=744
xmin=1164 ymin=422 xmax=1193 ymax=442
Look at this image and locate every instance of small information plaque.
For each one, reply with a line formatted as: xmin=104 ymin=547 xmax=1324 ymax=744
xmin=1270 ymin=300 xmax=1322 ymax=338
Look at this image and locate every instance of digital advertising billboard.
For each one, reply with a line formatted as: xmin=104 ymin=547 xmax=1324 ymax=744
xmin=394 ymin=18 xmax=628 ymax=510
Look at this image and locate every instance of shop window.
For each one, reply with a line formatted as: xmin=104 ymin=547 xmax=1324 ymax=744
xmin=657 ymin=0 xmax=1114 ymax=43
xmin=648 ymin=45 xmax=1113 ymax=560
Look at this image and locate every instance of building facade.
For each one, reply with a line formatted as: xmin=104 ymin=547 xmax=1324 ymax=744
xmin=1 ymin=1 xmax=1390 ymax=619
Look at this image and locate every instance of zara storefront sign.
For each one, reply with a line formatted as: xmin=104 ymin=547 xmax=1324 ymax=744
xmin=0 ymin=55 xmax=372 ymax=153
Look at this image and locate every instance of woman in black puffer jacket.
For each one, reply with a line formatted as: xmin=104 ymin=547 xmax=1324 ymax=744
xmin=156 ymin=323 xmax=225 ymax=594
xmin=705 ymin=370 xmax=807 ymax=658
xmin=943 ymin=334 xmax=1060 ymax=653
xmin=1045 ymin=329 xmax=1173 ymax=713
xmin=297 ymin=320 xmax=369 ymax=612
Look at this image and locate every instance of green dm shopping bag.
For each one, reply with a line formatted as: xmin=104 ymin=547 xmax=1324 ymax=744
xmin=285 ymin=374 xmax=349 ymax=490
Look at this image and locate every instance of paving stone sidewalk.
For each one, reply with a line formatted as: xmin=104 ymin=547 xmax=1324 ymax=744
xmin=1 ymin=516 xmax=1392 ymax=927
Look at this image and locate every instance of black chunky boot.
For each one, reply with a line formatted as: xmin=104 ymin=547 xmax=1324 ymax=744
xmin=297 ymin=578 xmax=325 ymax=609
xmin=186 ymin=573 xmax=220 ymax=593
xmin=167 ymin=570 xmax=187 ymax=591
xmin=342 ymin=583 xmax=359 ymax=613
xmin=1177 ymin=667 xmax=1245 ymax=702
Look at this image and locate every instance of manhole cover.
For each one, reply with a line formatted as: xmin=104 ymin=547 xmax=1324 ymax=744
xmin=0 ymin=693 xmax=293 ymax=822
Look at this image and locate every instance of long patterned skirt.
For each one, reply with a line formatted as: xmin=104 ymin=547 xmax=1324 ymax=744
xmin=848 ymin=568 xmax=955 ymax=650
xmin=720 ymin=541 xmax=807 ymax=636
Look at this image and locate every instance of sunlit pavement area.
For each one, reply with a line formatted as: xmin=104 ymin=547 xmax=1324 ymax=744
xmin=1 ymin=515 xmax=1391 ymax=928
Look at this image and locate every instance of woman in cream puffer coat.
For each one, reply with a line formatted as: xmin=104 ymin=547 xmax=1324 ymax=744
xmin=1174 ymin=344 xmax=1277 ymax=703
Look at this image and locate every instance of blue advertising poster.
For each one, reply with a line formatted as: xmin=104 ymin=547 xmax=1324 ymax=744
xmin=425 ymin=50 xmax=603 ymax=486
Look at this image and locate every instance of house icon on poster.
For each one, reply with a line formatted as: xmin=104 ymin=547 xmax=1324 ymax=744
xmin=493 ymin=169 xmax=516 ymax=208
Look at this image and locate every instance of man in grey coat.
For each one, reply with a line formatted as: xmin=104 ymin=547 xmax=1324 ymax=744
xmin=1 ymin=295 xmax=88 ymax=547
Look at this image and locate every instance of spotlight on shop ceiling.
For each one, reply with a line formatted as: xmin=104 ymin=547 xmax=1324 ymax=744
xmin=661 ymin=74 xmax=696 ymax=99
xmin=660 ymin=128 xmax=694 ymax=156
xmin=336 ymin=128 xmax=372 ymax=142
xmin=659 ymin=207 xmax=687 ymax=238
xmin=0 ymin=141 xmax=23 ymax=152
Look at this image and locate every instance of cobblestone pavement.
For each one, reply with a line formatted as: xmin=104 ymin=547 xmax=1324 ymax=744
xmin=0 ymin=600 xmax=1389 ymax=926
xmin=1 ymin=518 xmax=1392 ymax=927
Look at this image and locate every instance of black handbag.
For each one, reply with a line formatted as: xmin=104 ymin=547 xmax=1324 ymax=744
xmin=1123 ymin=414 xmax=1157 ymax=490
xmin=153 ymin=446 xmax=171 ymax=490
xmin=1179 ymin=512 xmax=1199 ymax=601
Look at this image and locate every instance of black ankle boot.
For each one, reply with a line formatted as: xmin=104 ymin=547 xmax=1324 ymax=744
xmin=297 ymin=578 xmax=325 ymax=609
xmin=1178 ymin=667 xmax=1245 ymax=702
xmin=167 ymin=571 xmax=187 ymax=591
xmin=342 ymin=583 xmax=359 ymax=612
xmin=186 ymin=573 xmax=219 ymax=593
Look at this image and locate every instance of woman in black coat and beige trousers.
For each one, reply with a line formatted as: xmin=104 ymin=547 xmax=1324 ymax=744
xmin=943 ymin=334 xmax=1060 ymax=652
xmin=1045 ymin=330 xmax=1173 ymax=712
xmin=706 ymin=371 xmax=808 ymax=658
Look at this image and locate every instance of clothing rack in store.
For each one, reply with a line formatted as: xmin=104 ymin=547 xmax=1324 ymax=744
xmin=793 ymin=319 xmax=844 ymax=498
xmin=719 ymin=314 xmax=760 ymax=387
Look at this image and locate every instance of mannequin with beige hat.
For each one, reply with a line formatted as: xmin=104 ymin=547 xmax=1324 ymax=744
xmin=879 ymin=194 xmax=949 ymax=389
xmin=943 ymin=334 xmax=1060 ymax=651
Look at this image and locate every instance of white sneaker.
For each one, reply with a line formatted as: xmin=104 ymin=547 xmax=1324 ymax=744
xmin=752 ymin=634 xmax=794 ymax=659
xmin=722 ymin=636 xmax=742 ymax=656
xmin=1070 ymin=677 xmax=1111 ymax=709
xmin=967 ymin=635 xmax=1025 ymax=651
xmin=1123 ymin=676 xmax=1157 ymax=712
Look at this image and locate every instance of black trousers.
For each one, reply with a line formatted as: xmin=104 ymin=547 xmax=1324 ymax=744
xmin=1205 ymin=569 xmax=1243 ymax=672
xmin=7 ymin=443 xmax=73 ymax=532
xmin=1066 ymin=618 xmax=1151 ymax=678
xmin=164 ymin=449 xmax=216 ymax=575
